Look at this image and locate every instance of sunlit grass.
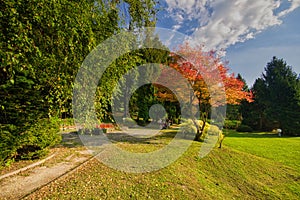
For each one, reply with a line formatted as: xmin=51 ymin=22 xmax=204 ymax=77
xmin=223 ymin=129 xmax=300 ymax=172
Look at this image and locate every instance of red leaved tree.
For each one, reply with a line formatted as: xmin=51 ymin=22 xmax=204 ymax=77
xmin=155 ymin=43 xmax=253 ymax=141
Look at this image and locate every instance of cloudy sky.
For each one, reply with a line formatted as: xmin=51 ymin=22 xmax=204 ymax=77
xmin=156 ymin=0 xmax=300 ymax=86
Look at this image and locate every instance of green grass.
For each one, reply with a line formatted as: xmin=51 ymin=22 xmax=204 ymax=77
xmin=223 ymin=130 xmax=300 ymax=172
xmin=25 ymin=128 xmax=300 ymax=199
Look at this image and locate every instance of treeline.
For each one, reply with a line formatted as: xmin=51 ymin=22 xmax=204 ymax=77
xmin=240 ymin=57 xmax=300 ymax=135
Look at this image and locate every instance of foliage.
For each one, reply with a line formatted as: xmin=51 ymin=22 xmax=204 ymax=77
xmin=241 ymin=57 xmax=300 ymax=135
xmin=0 ymin=0 xmax=160 ymax=164
xmin=0 ymin=125 xmax=19 ymax=165
xmin=207 ymin=124 xmax=222 ymax=136
xmin=226 ymin=104 xmax=241 ymax=120
xmin=179 ymin=119 xmax=222 ymax=141
xmin=236 ymin=124 xmax=253 ymax=132
xmin=155 ymin=43 xmax=252 ymax=141
xmin=17 ymin=118 xmax=61 ymax=160
xmin=122 ymin=117 xmax=137 ymax=128
xmin=0 ymin=118 xmax=60 ymax=165
xmin=179 ymin=119 xmax=198 ymax=139
xmin=224 ymin=120 xmax=241 ymax=130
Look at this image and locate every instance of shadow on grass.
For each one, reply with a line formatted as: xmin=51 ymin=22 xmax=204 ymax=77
xmin=60 ymin=126 xmax=181 ymax=147
xmin=61 ymin=131 xmax=84 ymax=147
xmin=106 ymin=127 xmax=180 ymax=144
xmin=223 ymin=130 xmax=285 ymax=138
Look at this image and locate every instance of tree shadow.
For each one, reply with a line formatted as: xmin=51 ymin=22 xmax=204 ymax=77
xmin=60 ymin=126 xmax=183 ymax=147
xmin=61 ymin=131 xmax=84 ymax=147
xmin=106 ymin=128 xmax=179 ymax=144
xmin=224 ymin=130 xmax=284 ymax=138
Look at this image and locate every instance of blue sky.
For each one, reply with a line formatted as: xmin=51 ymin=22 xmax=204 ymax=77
xmin=156 ymin=0 xmax=300 ymax=87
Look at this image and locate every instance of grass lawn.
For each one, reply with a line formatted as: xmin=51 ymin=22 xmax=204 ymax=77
xmin=223 ymin=130 xmax=300 ymax=172
xmin=25 ymin=127 xmax=300 ymax=199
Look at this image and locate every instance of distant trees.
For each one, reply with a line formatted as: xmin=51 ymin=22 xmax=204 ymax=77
xmin=241 ymin=57 xmax=300 ymax=135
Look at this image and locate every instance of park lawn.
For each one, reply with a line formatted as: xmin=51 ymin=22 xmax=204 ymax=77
xmin=25 ymin=128 xmax=300 ymax=199
xmin=223 ymin=130 xmax=300 ymax=172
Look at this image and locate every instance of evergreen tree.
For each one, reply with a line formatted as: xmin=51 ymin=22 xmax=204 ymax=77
xmin=263 ymin=57 xmax=300 ymax=135
xmin=242 ymin=57 xmax=300 ymax=135
xmin=240 ymin=78 xmax=267 ymax=130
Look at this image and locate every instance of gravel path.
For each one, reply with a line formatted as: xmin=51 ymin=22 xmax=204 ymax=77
xmin=0 ymin=132 xmax=91 ymax=200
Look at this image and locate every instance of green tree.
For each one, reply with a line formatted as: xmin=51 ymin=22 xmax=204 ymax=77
xmin=243 ymin=57 xmax=300 ymax=135
xmin=240 ymin=78 xmax=267 ymax=130
xmin=263 ymin=57 xmax=300 ymax=135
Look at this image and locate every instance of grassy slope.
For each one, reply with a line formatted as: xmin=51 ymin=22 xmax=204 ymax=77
xmin=26 ymin=129 xmax=300 ymax=199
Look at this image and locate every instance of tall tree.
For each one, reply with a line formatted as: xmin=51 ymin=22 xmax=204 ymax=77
xmin=240 ymin=78 xmax=267 ymax=130
xmin=94 ymin=0 xmax=161 ymax=122
xmin=259 ymin=57 xmax=300 ymax=135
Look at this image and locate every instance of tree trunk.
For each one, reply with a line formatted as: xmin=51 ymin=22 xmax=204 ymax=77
xmin=194 ymin=96 xmax=206 ymax=141
xmin=123 ymin=86 xmax=129 ymax=118
xmin=194 ymin=118 xmax=206 ymax=141
xmin=259 ymin=113 xmax=263 ymax=130
xmin=218 ymin=133 xmax=224 ymax=148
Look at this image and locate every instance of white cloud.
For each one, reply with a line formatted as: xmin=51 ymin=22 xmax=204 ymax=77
xmin=165 ymin=0 xmax=208 ymax=16
xmin=278 ymin=0 xmax=300 ymax=16
xmin=165 ymin=0 xmax=300 ymax=54
xmin=165 ymin=0 xmax=211 ymax=31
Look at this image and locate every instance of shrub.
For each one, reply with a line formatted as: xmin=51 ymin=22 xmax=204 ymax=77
xmin=207 ymin=125 xmax=222 ymax=136
xmin=236 ymin=124 xmax=253 ymax=132
xmin=0 ymin=118 xmax=61 ymax=165
xmin=0 ymin=124 xmax=20 ymax=165
xmin=224 ymin=120 xmax=241 ymax=130
xmin=59 ymin=118 xmax=75 ymax=127
xmin=179 ymin=120 xmax=222 ymax=140
xmin=173 ymin=118 xmax=179 ymax=124
xmin=179 ymin=120 xmax=197 ymax=139
xmin=18 ymin=118 xmax=61 ymax=159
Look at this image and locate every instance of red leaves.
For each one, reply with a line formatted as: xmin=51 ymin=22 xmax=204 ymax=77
xmin=95 ymin=123 xmax=114 ymax=129
xmin=156 ymin=42 xmax=253 ymax=105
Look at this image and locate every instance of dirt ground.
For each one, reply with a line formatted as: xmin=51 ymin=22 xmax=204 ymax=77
xmin=0 ymin=131 xmax=92 ymax=200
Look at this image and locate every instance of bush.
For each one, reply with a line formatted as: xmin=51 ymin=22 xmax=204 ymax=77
xmin=224 ymin=120 xmax=241 ymax=130
xmin=0 ymin=124 xmax=20 ymax=166
xmin=179 ymin=120 xmax=222 ymax=141
xmin=236 ymin=124 xmax=253 ymax=132
xmin=179 ymin=119 xmax=197 ymax=139
xmin=0 ymin=118 xmax=61 ymax=165
xmin=173 ymin=118 xmax=179 ymax=124
xmin=18 ymin=118 xmax=61 ymax=159
xmin=207 ymin=125 xmax=222 ymax=136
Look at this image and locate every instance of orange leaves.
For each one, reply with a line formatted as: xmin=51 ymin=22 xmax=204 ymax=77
xmin=155 ymin=42 xmax=253 ymax=106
